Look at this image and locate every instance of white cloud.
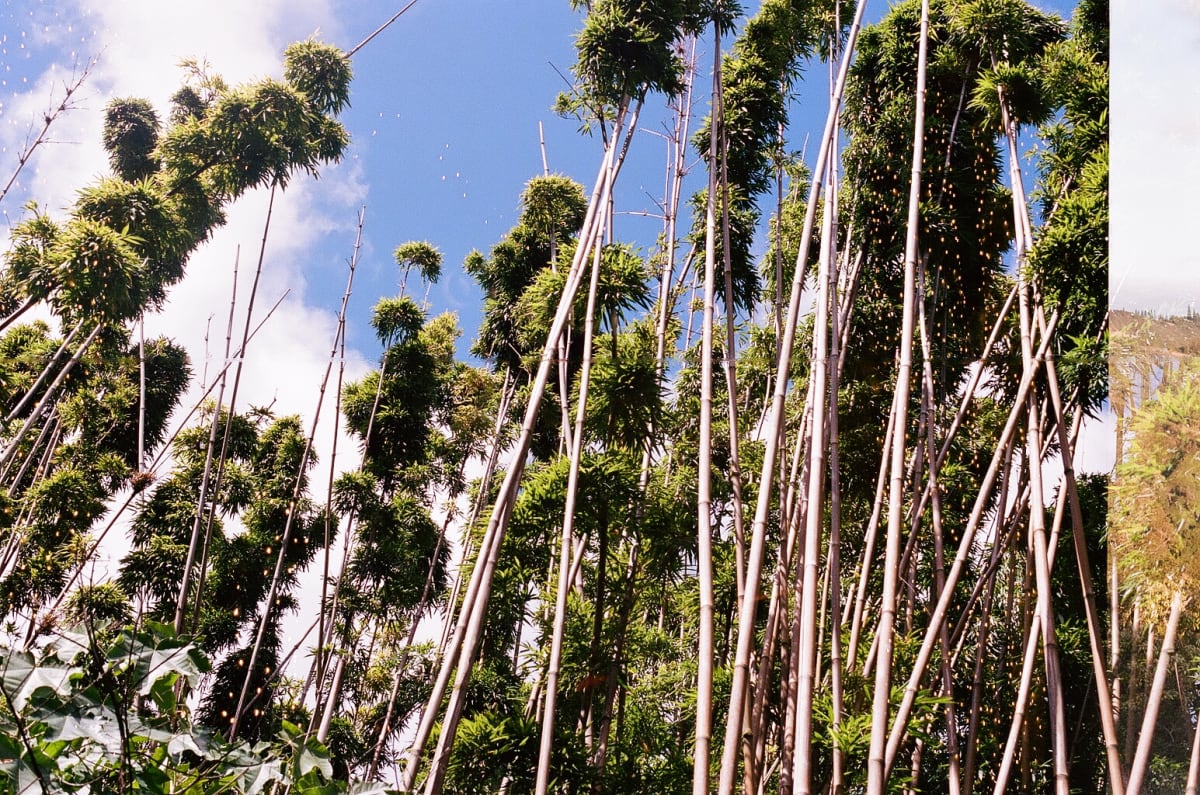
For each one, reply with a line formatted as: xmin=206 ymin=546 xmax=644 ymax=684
xmin=1111 ymin=0 xmax=1200 ymax=313
xmin=2 ymin=1 xmax=375 ymax=657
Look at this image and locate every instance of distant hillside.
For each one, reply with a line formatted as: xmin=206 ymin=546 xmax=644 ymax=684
xmin=1110 ymin=308 xmax=1200 ymax=358
xmin=1110 ymin=309 xmax=1200 ymax=434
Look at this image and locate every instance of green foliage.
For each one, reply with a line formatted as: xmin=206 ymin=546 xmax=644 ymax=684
xmin=284 ymin=39 xmax=353 ymax=115
xmin=343 ymin=307 xmax=456 ymax=496
xmin=0 ymin=321 xmax=65 ymax=420
xmin=686 ymin=186 xmax=761 ymax=312
xmin=0 ymin=622 xmax=344 ymax=794
xmin=56 ymin=336 xmax=191 ymax=471
xmin=841 ymin=0 xmax=1024 ymax=394
xmin=370 ymin=296 xmax=424 ymax=348
xmin=344 ymin=493 xmax=448 ymax=619
xmin=102 ymin=98 xmax=160 ymax=181
xmin=519 ymin=174 xmax=590 ymax=248
xmin=1111 ymin=361 xmax=1200 ymax=624
xmin=571 ymin=0 xmax=709 ymax=108
xmin=443 ymin=711 xmax=537 ymax=794
xmin=581 ymin=319 xmax=665 ymax=451
xmin=468 ymin=175 xmax=588 ymax=370
xmin=393 ymin=241 xmax=443 ymax=286
xmin=3 ymin=39 xmax=350 ymax=328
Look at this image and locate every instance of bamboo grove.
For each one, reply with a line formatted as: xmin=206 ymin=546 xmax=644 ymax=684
xmin=0 ymin=0 xmax=1165 ymax=793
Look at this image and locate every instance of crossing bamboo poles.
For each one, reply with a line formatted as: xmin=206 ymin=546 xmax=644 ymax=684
xmin=715 ymin=2 xmax=868 ymax=791
xmin=401 ymin=100 xmax=638 ymax=793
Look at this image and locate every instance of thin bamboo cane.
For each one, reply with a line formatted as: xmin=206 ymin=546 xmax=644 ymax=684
xmin=364 ymin=385 xmax=507 ymax=779
xmin=189 ymin=183 xmax=279 ymax=631
xmin=0 ymin=59 xmax=94 ymax=209
xmin=3 ymin=321 xmax=83 ymax=425
xmin=534 ymin=219 xmax=606 ymax=795
xmin=961 ymin=452 xmax=1011 ymax=795
xmin=791 ymin=141 xmax=836 ymax=795
xmin=693 ymin=26 xmax=721 ymax=795
xmin=826 ymin=179 xmax=846 ymax=795
xmin=1126 ymin=591 xmax=1185 ymax=795
xmin=882 ymin=311 xmax=1059 ymax=776
xmin=1000 ymin=85 xmax=1068 ymax=789
xmin=716 ymin=68 xmax=748 ymax=616
xmin=0 ymin=322 xmax=103 ymax=477
xmin=228 ymin=239 xmax=358 ymax=740
xmin=173 ymin=247 xmax=242 ymax=633
xmin=716 ymin=7 xmax=868 ymax=790
xmin=1018 ymin=328 xmax=1068 ymax=795
xmin=867 ymin=2 xmax=928 ymax=788
xmin=653 ymin=40 xmax=697 ymax=388
xmin=1038 ymin=317 xmax=1125 ymax=792
xmin=3 ymin=410 xmax=59 ymax=502
xmin=437 ymin=371 xmax=514 ymax=656
xmin=404 ymin=103 xmax=634 ymax=794
xmin=917 ymin=257 xmax=961 ymax=795
xmin=988 ymin=411 xmax=1080 ymax=793
xmin=1185 ymin=693 xmax=1200 ymax=795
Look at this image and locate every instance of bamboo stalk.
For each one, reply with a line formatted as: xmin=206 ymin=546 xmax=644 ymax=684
xmin=404 ymin=102 xmax=636 ymax=794
xmin=189 ymin=183 xmax=279 ymax=631
xmin=693 ymin=25 xmax=721 ymax=795
xmin=1038 ymin=313 xmax=1125 ymax=793
xmin=917 ymin=256 xmax=961 ymax=795
xmin=228 ymin=235 xmax=359 ymax=740
xmin=868 ymin=2 xmax=928 ymax=788
xmin=716 ymin=5 xmax=868 ymax=790
xmin=534 ymin=214 xmax=606 ymax=795
xmin=1185 ymin=694 xmax=1200 ymax=795
xmin=173 ymin=247 xmax=242 ymax=633
xmin=791 ymin=137 xmax=836 ymax=795
xmin=1126 ymin=591 xmax=1185 ymax=795
xmin=3 ymin=321 xmax=83 ymax=425
xmin=0 ymin=321 xmax=103 ymax=479
xmin=882 ymin=311 xmax=1059 ymax=775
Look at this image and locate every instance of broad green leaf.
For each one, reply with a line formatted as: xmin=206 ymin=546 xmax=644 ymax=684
xmin=0 ymin=649 xmax=76 ymax=711
xmin=280 ymin=719 xmax=334 ymax=781
xmin=105 ymin=624 xmax=209 ymax=696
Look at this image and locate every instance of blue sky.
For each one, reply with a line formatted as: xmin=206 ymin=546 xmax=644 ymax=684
xmin=0 ymin=0 xmax=1087 ymax=474
xmin=2 ymin=0 xmax=1081 ymax=372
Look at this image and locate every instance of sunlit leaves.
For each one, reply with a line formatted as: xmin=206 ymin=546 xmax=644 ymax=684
xmin=4 ymin=41 xmax=351 ymax=332
xmin=1111 ymin=363 xmax=1200 ymax=625
xmin=393 ymin=241 xmax=443 ymax=286
xmin=573 ymin=0 xmax=706 ymax=107
xmin=520 ymin=174 xmax=589 ymax=247
xmin=75 ymin=178 xmax=191 ymax=304
xmin=580 ymin=320 xmax=665 ymax=451
xmin=284 ymin=39 xmax=353 ymax=116
xmin=0 ymin=623 xmax=338 ymax=793
xmin=102 ymin=97 xmax=161 ymax=181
